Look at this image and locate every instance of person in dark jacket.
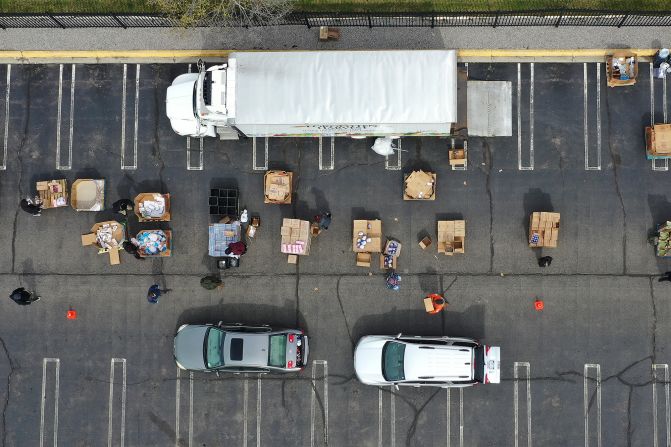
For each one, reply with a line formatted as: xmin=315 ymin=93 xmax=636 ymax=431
xmin=538 ymin=256 xmax=553 ymax=268
xmin=9 ymin=287 xmax=40 ymax=305
xmin=122 ymin=239 xmax=144 ymax=260
xmin=147 ymin=284 xmax=171 ymax=304
xmin=659 ymin=271 xmax=671 ymax=282
xmin=225 ymin=241 xmax=247 ymax=256
xmin=20 ymin=198 xmax=42 ymax=216
xmin=112 ymin=199 xmax=134 ymax=216
xmin=200 ymin=275 xmax=224 ymax=290
xmin=319 ymin=212 xmax=332 ymax=230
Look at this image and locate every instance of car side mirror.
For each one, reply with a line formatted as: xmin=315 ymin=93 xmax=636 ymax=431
xmin=395 ymin=333 xmax=402 ymax=339
xmin=394 ymin=383 xmax=400 ymax=391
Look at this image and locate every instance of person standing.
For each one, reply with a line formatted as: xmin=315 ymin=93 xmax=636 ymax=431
xmin=225 ymin=241 xmax=247 ymax=256
xmin=9 ymin=287 xmax=40 ymax=305
xmin=200 ymin=275 xmax=224 ymax=290
xmin=112 ymin=199 xmax=134 ymax=216
xmin=319 ymin=212 xmax=332 ymax=231
xmin=659 ymin=271 xmax=671 ymax=282
xmin=20 ymin=198 xmax=42 ymax=216
xmin=538 ymin=256 xmax=553 ymax=268
xmin=147 ymin=284 xmax=171 ymax=304
xmin=123 ymin=238 xmax=144 ymax=260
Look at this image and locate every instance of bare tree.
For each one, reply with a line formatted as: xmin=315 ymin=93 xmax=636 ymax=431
xmin=152 ymin=0 xmax=296 ymax=27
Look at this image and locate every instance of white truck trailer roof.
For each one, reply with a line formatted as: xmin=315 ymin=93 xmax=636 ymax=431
xmin=231 ymin=50 xmax=457 ymax=131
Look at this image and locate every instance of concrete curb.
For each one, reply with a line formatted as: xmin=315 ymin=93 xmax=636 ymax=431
xmin=0 ymin=48 xmax=658 ymax=64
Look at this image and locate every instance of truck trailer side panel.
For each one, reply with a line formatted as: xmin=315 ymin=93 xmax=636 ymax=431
xmin=230 ymin=50 xmax=457 ymax=137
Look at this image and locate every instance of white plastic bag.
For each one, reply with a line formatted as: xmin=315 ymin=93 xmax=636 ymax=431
xmin=371 ymin=137 xmax=396 ymax=156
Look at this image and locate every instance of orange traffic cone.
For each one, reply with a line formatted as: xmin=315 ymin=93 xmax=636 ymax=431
xmin=66 ymin=309 xmax=77 ymax=320
xmin=534 ymin=298 xmax=544 ymax=311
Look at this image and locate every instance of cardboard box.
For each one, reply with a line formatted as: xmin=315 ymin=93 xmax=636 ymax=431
xmin=646 ymin=124 xmax=671 ymax=156
xmin=404 ymin=170 xmax=436 ymax=200
xmin=71 ymin=179 xmax=104 ymax=211
xmin=81 ymin=220 xmax=124 ymax=265
xmin=287 ymin=254 xmax=298 ymax=264
xmin=606 ymin=52 xmax=638 ymax=87
xmin=134 ymin=192 xmax=171 ymax=222
xmin=529 ymin=212 xmax=560 ymax=248
xmin=356 ymin=252 xmax=371 ymax=267
xmin=36 ymin=179 xmax=68 ymax=209
xmin=384 ymin=240 xmax=402 ymax=257
xmin=449 ymin=149 xmax=467 ymax=167
xmin=438 ymin=220 xmax=466 ymax=255
xmin=280 ymin=218 xmax=311 ymax=256
xmin=380 ymin=253 xmax=397 ymax=270
xmin=419 ymin=236 xmax=432 ymax=249
xmin=352 ymin=220 xmax=382 ymax=253
xmin=264 ymin=171 xmax=293 ymax=204
xmin=423 ymin=297 xmax=435 ymax=313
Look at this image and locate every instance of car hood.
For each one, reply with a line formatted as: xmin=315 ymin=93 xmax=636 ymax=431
xmin=354 ymin=336 xmax=388 ymax=384
xmin=174 ymin=325 xmax=208 ymax=370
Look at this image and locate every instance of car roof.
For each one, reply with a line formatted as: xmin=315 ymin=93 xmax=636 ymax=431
xmin=223 ymin=332 xmax=270 ymax=367
xmin=403 ymin=344 xmax=474 ymax=381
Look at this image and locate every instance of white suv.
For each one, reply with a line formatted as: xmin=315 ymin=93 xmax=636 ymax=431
xmin=354 ymin=334 xmax=500 ymax=388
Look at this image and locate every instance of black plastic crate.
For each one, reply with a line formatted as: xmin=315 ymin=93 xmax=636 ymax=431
xmin=209 ymin=188 xmax=239 ymax=217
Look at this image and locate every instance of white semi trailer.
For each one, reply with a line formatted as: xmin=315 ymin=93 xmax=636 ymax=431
xmin=166 ymin=50 xmax=457 ymax=139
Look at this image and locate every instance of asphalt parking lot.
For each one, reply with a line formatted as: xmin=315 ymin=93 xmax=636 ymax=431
xmin=1 ymin=61 xmax=671 ymax=447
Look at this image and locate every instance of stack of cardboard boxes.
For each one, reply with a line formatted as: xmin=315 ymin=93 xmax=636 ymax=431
xmin=380 ymin=239 xmax=402 ymax=269
xmin=81 ymin=220 xmax=124 ymax=265
xmin=403 ymin=170 xmax=436 ymax=200
xmin=437 ymin=220 xmax=466 ymax=255
xmin=529 ymin=212 xmax=560 ymax=248
xmin=352 ymin=219 xmax=382 ymax=267
xmin=281 ymin=218 xmax=311 ymax=263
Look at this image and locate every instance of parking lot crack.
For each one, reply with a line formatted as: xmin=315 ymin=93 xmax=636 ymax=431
xmin=482 ymin=141 xmax=494 ymax=273
xmin=649 ymin=277 xmax=658 ymax=363
xmin=0 ymin=336 xmax=16 ymax=447
xmin=335 ymin=276 xmax=354 ymax=348
xmin=11 ymin=68 xmax=31 ymax=275
xmin=605 ymin=93 xmax=627 ymax=274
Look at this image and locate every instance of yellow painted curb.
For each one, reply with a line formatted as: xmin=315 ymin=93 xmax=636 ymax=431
xmin=0 ymin=48 xmax=659 ymax=62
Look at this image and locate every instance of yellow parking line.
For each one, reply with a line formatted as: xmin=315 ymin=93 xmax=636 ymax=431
xmin=0 ymin=48 xmax=659 ymax=62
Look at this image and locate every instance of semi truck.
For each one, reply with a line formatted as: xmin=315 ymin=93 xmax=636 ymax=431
xmin=166 ymin=50 xmax=457 ymax=139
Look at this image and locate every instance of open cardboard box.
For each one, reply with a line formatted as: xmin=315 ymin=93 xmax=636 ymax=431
xmin=71 ymin=179 xmax=105 ymax=211
xmin=36 ymin=179 xmax=68 ymax=208
xmin=352 ymin=220 xmax=382 ymax=253
xmin=280 ymin=218 xmax=311 ymax=255
xmin=606 ymin=51 xmax=638 ymax=87
xmin=437 ymin=220 xmax=466 ymax=255
xmin=134 ymin=193 xmax=171 ymax=222
xmin=356 ymin=252 xmax=371 ymax=268
xmin=81 ymin=220 xmax=124 ymax=265
xmin=264 ymin=171 xmax=293 ymax=204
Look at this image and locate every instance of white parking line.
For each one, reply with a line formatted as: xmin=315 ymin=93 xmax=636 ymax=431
xmin=650 ymin=63 xmax=669 ymax=171
xmin=175 ymin=368 xmax=180 ymax=447
xmin=243 ymin=374 xmax=249 ymax=447
xmin=121 ymin=64 xmax=139 ymax=170
xmin=310 ymin=360 xmax=328 ymax=447
xmin=189 ymin=372 xmax=193 ymax=447
xmin=318 ymin=136 xmax=335 ymax=170
xmin=514 ymin=362 xmax=532 ymax=447
xmin=583 ymin=63 xmax=602 ymax=171
xmin=390 ymin=385 xmax=396 ymax=447
xmin=378 ymin=387 xmax=383 ymax=447
xmin=252 ymin=137 xmax=269 ymax=171
xmin=56 ymin=64 xmax=75 ymax=170
xmin=1 ymin=64 xmax=10 ymax=170
xmin=384 ymin=138 xmax=402 ymax=170
xmin=40 ymin=358 xmax=60 ymax=447
xmin=517 ymin=63 xmax=534 ymax=171
xmin=107 ymin=358 xmax=126 ymax=447
xmin=446 ymin=388 xmax=464 ymax=447
xmin=652 ymin=364 xmax=670 ymax=447
xmin=584 ymin=364 xmax=601 ymax=447
xmin=256 ymin=376 xmax=261 ymax=447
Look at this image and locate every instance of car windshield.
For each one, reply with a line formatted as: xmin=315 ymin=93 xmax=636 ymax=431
xmin=205 ymin=328 xmax=225 ymax=368
xmin=382 ymin=341 xmax=406 ymax=382
xmin=268 ymin=334 xmax=287 ymax=367
xmin=473 ymin=346 xmax=485 ymax=383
